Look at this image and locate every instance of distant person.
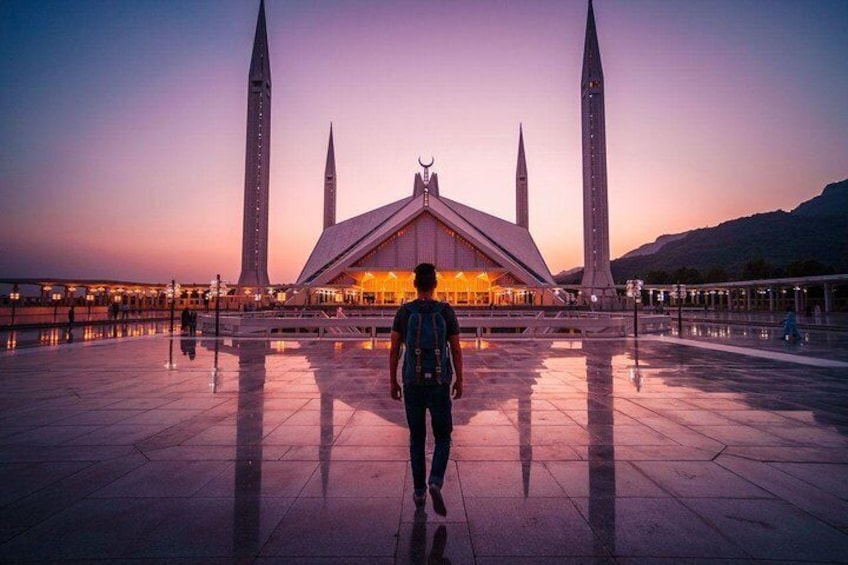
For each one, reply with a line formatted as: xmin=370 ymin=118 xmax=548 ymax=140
xmin=67 ymin=306 xmax=75 ymax=327
xmin=389 ymin=263 xmax=463 ymax=517
xmin=782 ymin=306 xmax=801 ymax=342
xmin=180 ymin=307 xmax=191 ymax=334
xmin=189 ymin=310 xmax=197 ymax=336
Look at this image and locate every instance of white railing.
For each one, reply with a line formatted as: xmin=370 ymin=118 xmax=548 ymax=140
xmin=197 ymin=311 xmax=669 ymax=338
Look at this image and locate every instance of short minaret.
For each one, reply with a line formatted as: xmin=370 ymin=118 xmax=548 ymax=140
xmin=238 ymin=0 xmax=272 ymax=289
xmin=580 ymin=0 xmax=616 ymax=303
xmin=323 ymin=124 xmax=336 ymax=230
xmin=516 ymin=124 xmax=529 ymax=229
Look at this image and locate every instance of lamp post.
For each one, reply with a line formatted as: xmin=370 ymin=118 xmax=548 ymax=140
xmin=207 ymin=274 xmax=226 ymax=392
xmin=9 ymin=285 xmax=20 ymax=328
xmin=51 ymin=292 xmax=62 ymax=323
xmin=209 ymin=275 xmax=228 ymax=338
xmin=165 ymin=280 xmax=181 ymax=335
xmin=671 ymin=282 xmax=686 ymax=336
xmin=629 ymin=339 xmax=643 ymax=392
xmin=165 ymin=280 xmax=180 ymax=370
xmin=626 ymin=279 xmax=644 ymax=337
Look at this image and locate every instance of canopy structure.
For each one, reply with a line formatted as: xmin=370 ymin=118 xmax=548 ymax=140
xmin=291 ymin=167 xmax=559 ymax=307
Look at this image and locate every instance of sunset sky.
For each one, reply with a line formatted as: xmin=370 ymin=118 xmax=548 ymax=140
xmin=1 ymin=0 xmax=846 ymax=284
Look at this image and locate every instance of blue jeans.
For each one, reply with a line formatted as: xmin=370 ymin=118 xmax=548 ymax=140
xmin=403 ymin=383 xmax=453 ymax=494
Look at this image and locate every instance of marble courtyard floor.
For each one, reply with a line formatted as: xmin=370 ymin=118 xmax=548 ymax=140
xmin=1 ymin=332 xmax=847 ymax=563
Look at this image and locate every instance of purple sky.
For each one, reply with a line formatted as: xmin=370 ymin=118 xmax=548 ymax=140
xmin=1 ymin=0 xmax=846 ymax=284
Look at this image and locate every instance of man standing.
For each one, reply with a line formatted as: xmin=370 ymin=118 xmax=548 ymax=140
xmin=389 ymin=263 xmax=463 ymax=516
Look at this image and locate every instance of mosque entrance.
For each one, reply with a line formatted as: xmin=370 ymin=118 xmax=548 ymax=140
xmin=309 ymin=270 xmax=537 ymax=306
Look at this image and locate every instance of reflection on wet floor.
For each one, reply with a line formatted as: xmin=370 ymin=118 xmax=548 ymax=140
xmin=0 ymin=335 xmax=847 ymax=561
xmin=1 ymin=321 xmax=172 ymax=351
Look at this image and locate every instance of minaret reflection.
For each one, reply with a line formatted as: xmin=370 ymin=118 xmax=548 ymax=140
xmin=583 ymin=340 xmax=616 ymax=555
xmin=320 ymin=391 xmax=334 ymax=497
xmin=519 ymin=395 xmax=532 ymax=497
xmin=231 ymin=340 xmax=269 ymax=561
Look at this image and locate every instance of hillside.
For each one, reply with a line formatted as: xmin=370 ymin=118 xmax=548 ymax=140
xmin=555 ymin=179 xmax=848 ymax=284
xmin=619 ymin=232 xmax=690 ymax=259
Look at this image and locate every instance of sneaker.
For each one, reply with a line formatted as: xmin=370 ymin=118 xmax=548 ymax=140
xmin=429 ymin=483 xmax=447 ymax=516
xmin=413 ymin=491 xmax=426 ymax=508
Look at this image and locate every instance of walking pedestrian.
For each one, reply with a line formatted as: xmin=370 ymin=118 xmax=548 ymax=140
xmin=389 ymin=263 xmax=463 ymax=516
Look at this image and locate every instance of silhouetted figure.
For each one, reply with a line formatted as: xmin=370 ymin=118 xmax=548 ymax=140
xmin=67 ymin=306 xmax=75 ymax=327
xmin=180 ymin=307 xmax=191 ymax=335
xmin=389 ymin=263 xmax=464 ymax=517
xmin=782 ymin=306 xmax=801 ymax=342
xmin=189 ymin=310 xmax=197 ymax=335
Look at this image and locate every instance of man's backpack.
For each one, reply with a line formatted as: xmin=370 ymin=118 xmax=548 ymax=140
xmin=402 ymin=300 xmax=451 ymax=386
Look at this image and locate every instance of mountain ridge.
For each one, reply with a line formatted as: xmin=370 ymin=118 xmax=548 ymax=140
xmin=555 ymin=179 xmax=848 ymax=284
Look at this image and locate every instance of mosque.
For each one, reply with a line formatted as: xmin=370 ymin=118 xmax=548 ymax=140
xmin=237 ymin=0 xmax=615 ymax=308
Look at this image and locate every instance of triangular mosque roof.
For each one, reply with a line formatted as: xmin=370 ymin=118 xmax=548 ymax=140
xmin=440 ymin=197 xmax=553 ymax=285
xmin=297 ymin=197 xmax=413 ymax=283
xmin=297 ymin=189 xmax=554 ymax=286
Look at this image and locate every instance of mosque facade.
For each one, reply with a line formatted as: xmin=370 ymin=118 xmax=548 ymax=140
xmin=237 ymin=0 xmax=613 ymax=307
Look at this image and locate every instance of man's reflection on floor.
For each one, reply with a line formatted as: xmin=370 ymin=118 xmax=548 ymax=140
xmin=231 ymin=340 xmax=269 ymax=561
xmin=584 ymin=340 xmax=617 ymax=556
xmin=180 ymin=336 xmax=196 ymax=360
xmin=410 ymin=508 xmax=451 ymax=565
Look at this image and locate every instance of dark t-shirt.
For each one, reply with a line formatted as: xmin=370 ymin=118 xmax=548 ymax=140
xmin=392 ymin=299 xmax=460 ymax=340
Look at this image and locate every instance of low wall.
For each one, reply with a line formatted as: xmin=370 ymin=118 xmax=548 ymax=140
xmin=197 ymin=311 xmax=669 ymax=338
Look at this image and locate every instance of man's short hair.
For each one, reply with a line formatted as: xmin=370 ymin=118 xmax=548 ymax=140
xmin=414 ymin=263 xmax=438 ymax=292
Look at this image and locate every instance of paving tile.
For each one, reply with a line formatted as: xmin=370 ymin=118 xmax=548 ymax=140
xmin=196 ymin=460 xmax=318 ymax=498
xmin=262 ymin=424 xmax=344 ymax=446
xmin=0 ymin=461 xmax=91 ymax=506
xmin=718 ymin=456 xmax=848 ymax=518
xmin=281 ymin=444 xmax=407 ymax=461
xmin=1 ymin=333 xmax=847 ymax=562
xmin=769 ymin=461 xmax=848 ymax=499
xmin=299 ymin=460 xmax=406 ymax=498
xmin=632 ymin=461 xmax=772 ymax=498
xmin=459 ymin=460 xmax=566 ymax=498
xmin=571 ymin=497 xmax=746 ymax=558
xmin=0 ymin=498 xmax=182 ymax=561
xmin=91 ymin=460 xmax=229 ymax=498
xmin=546 ymin=461 xmax=669 ymax=498
xmin=465 ymin=497 xmax=601 ymax=556
xmin=396 ymin=518 xmax=475 ymax=564
xmin=0 ymin=452 xmax=148 ymax=531
xmin=0 ymin=425 xmax=99 ymax=446
xmin=259 ymin=497 xmax=400 ymax=557
xmin=683 ymin=497 xmax=848 ymax=561
xmin=127 ymin=497 xmax=293 ymax=558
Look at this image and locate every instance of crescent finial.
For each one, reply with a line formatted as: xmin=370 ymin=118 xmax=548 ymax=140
xmin=418 ymin=156 xmax=435 ymax=168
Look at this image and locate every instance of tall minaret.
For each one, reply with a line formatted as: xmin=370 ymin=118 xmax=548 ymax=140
xmin=238 ymin=0 xmax=272 ymax=289
xmin=580 ymin=0 xmax=616 ymax=303
xmin=516 ymin=124 xmax=529 ymax=229
xmin=323 ymin=124 xmax=336 ymax=230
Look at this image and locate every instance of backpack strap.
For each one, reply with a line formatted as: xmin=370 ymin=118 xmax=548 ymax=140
xmin=414 ymin=310 xmax=423 ymax=385
xmin=432 ymin=311 xmax=442 ymax=384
